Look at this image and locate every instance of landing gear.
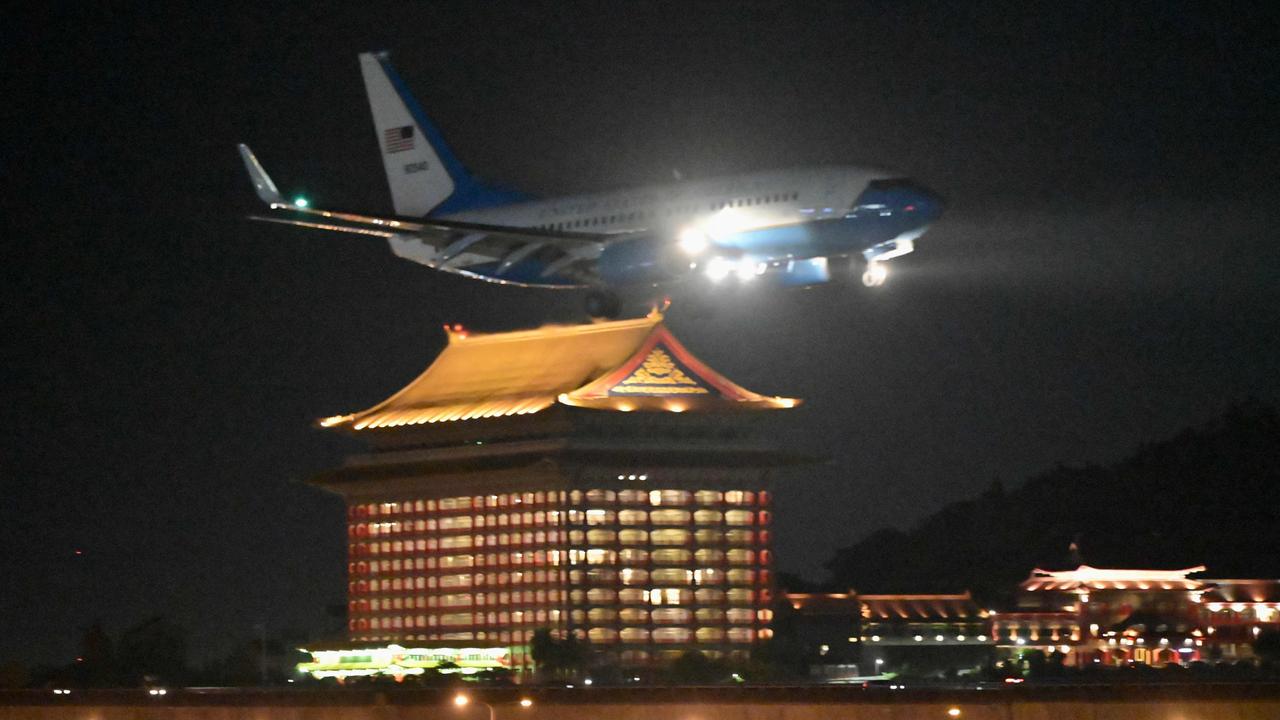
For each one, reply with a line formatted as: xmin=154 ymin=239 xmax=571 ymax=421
xmin=862 ymin=261 xmax=888 ymax=287
xmin=584 ymin=289 xmax=622 ymax=319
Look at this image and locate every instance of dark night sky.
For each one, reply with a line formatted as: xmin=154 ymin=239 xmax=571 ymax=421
xmin=4 ymin=2 xmax=1278 ymax=665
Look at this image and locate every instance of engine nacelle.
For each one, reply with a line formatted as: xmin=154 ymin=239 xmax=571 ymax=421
xmin=597 ymin=233 xmax=692 ymax=287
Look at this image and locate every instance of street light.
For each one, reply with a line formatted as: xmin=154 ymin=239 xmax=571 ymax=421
xmin=453 ymin=693 xmax=534 ymax=720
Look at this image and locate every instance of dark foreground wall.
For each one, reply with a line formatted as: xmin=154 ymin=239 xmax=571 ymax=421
xmin=4 ymin=685 xmax=1280 ymax=720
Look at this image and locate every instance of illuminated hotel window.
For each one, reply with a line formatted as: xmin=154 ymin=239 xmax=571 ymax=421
xmin=725 ymin=510 xmax=754 ymax=526
xmin=621 ymin=628 xmax=650 ymax=643
xmin=588 ymin=608 xmax=618 ymax=623
xmin=620 ymin=608 xmax=649 ymax=623
xmin=586 ymin=489 xmax=615 ymax=504
xmin=652 ymin=607 xmax=692 ymax=624
xmin=695 ymin=490 xmax=723 ymax=505
xmin=694 ymin=529 xmax=722 ymax=545
xmin=651 ymin=490 xmax=692 ymax=506
xmin=654 ymin=627 xmax=692 ymax=643
xmin=724 ymin=491 xmax=755 ymax=506
xmin=727 ymin=549 xmax=755 ymax=566
xmin=728 ymin=628 xmax=755 ymax=643
xmin=696 ymin=608 xmax=725 ymax=623
xmin=619 ymin=548 xmax=649 ymax=563
xmin=651 ymin=568 xmax=693 ymax=585
xmin=588 ymin=569 xmax=618 ymax=583
xmin=651 ymin=509 xmax=691 ymax=525
xmin=619 ymin=509 xmax=648 ymax=525
xmin=726 ymin=589 xmax=753 ymax=604
xmin=619 ymin=529 xmax=649 ymax=545
xmin=694 ymin=509 xmax=723 ymax=524
xmin=652 ymin=529 xmax=690 ymax=546
xmin=587 ymin=529 xmax=617 ymax=544
xmin=589 ymin=628 xmax=619 ymax=643
xmin=727 ymin=608 xmax=754 ymax=624
xmin=587 ymin=588 xmax=617 ymax=604
xmin=695 ymin=549 xmax=725 ymax=564
xmin=618 ymin=490 xmax=647 ymax=504
xmin=696 ymin=627 xmax=726 ymax=642
xmin=619 ymin=589 xmax=647 ymax=604
xmin=696 ymin=588 xmax=725 ymax=604
xmin=652 ymin=548 xmax=692 ymax=565
xmin=725 ymin=530 xmax=753 ymax=545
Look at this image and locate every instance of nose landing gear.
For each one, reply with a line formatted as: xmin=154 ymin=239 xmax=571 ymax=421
xmin=862 ymin=261 xmax=888 ymax=287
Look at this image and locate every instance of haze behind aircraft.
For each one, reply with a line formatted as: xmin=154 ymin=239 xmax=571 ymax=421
xmin=239 ymin=51 xmax=943 ymax=317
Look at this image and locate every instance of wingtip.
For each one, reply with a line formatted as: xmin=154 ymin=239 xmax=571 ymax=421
xmin=237 ymin=143 xmax=283 ymax=205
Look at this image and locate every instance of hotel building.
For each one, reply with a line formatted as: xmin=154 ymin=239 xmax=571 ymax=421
xmin=300 ymin=312 xmax=802 ymax=678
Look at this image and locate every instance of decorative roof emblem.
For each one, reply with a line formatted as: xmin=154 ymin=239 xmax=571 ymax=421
xmin=612 ymin=347 xmax=710 ymax=396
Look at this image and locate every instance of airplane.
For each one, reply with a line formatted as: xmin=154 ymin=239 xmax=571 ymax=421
xmin=239 ymin=51 xmax=943 ymax=318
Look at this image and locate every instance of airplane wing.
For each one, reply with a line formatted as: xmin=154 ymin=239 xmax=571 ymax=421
xmin=237 ymin=144 xmax=612 ymax=288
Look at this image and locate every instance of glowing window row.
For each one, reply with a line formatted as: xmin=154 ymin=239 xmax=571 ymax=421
xmin=350 ymin=582 xmax=767 ymax=607
xmin=351 ymin=551 xmax=767 ymax=577
xmin=351 ymin=569 xmax=767 ymax=595
xmin=584 ymin=627 xmax=757 ymax=643
xmin=358 ymin=584 xmax=563 ymax=599
xmin=352 ymin=515 xmax=556 ymax=538
xmin=352 ymin=493 xmax=558 ymax=519
xmin=352 ymin=630 xmax=541 ymax=645
xmin=354 ymin=609 xmax=557 ymax=631
xmin=577 ymin=607 xmax=766 ymax=624
xmin=350 ymin=509 xmax=772 ymax=540
xmin=575 ymin=509 xmax=769 ymax=526
xmin=351 ymin=529 xmax=766 ymax=556
xmin=582 ymin=490 xmax=769 ymax=507
xmin=352 ymin=591 xmax=562 ymax=612
xmin=574 ymin=568 xmax=763 ymax=585
xmin=349 ymin=489 xmax=771 ymax=521
xmin=352 ymin=548 xmax=770 ymax=575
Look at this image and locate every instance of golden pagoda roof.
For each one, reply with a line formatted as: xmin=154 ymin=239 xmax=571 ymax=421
xmin=320 ymin=311 xmax=799 ymax=431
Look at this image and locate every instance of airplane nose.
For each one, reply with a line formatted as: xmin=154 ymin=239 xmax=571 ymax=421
xmin=858 ymin=179 xmax=945 ymax=222
xmin=905 ymin=185 xmax=944 ymax=221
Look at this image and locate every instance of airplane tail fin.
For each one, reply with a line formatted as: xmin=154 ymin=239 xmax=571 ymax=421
xmin=360 ymin=51 xmax=518 ymax=217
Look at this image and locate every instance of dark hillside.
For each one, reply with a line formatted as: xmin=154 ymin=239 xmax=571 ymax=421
xmin=824 ymin=402 xmax=1280 ymax=600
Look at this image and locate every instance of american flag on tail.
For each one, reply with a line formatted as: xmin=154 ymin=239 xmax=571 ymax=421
xmin=384 ymin=125 xmax=415 ymax=154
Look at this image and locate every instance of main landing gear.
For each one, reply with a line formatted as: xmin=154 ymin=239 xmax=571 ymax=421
xmin=862 ymin=261 xmax=888 ymax=287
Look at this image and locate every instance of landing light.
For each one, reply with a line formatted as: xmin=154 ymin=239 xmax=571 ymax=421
xmin=677 ymin=228 xmax=709 ymax=255
xmin=705 ymin=257 xmax=733 ymax=282
xmin=293 ymin=196 xmax=309 ymax=208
